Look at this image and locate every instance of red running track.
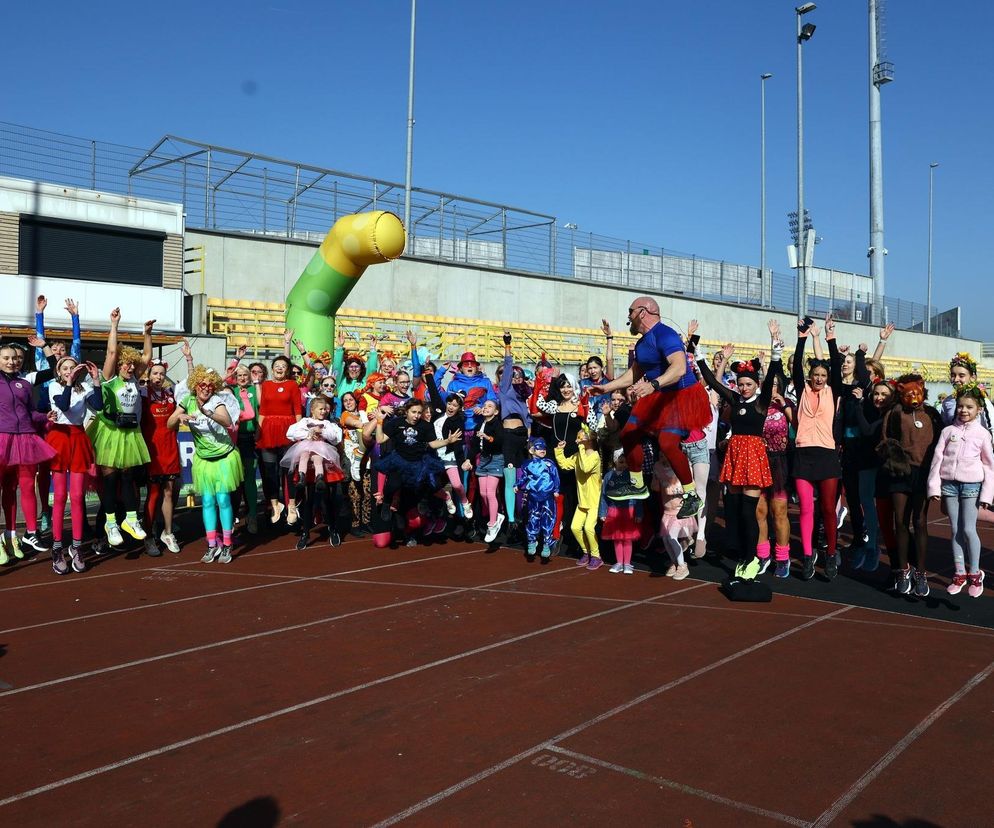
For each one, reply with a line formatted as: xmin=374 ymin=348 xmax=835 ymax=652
xmin=1 ymin=534 xmax=993 ymax=826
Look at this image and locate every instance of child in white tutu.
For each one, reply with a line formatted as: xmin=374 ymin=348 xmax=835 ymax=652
xmin=282 ymin=397 xmax=343 ymax=483
xmin=652 ymin=454 xmax=698 ymax=579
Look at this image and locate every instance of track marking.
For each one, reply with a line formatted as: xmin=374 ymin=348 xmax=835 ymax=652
xmin=0 ymin=548 xmax=483 ymax=635
xmin=372 ymin=606 xmax=851 ymax=827
xmin=0 ymin=581 xmax=707 ymax=806
xmin=810 ymin=657 xmax=994 ymax=827
xmin=545 ymin=746 xmax=808 ymax=827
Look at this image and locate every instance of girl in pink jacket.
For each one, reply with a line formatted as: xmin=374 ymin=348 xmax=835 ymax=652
xmin=927 ymin=386 xmax=994 ymax=598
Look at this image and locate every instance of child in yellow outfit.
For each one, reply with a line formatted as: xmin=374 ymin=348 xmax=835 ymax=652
xmin=555 ymin=426 xmax=604 ymax=571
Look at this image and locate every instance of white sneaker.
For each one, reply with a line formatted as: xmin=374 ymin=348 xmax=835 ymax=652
xmin=484 ymin=513 xmax=505 ymax=543
xmin=105 ymin=523 xmax=124 ymax=547
xmin=0 ymin=534 xmax=8 ymax=566
xmin=160 ymin=532 xmax=181 ymax=554
xmin=623 ymin=564 xmax=635 ymax=575
xmin=445 ymin=494 xmax=457 ymax=515
xmin=121 ymin=517 xmax=147 ymax=541
xmin=609 ymin=562 xmax=624 ymax=573
xmin=462 ymin=502 xmax=474 ymax=520
xmin=201 ymin=545 xmax=221 ymax=563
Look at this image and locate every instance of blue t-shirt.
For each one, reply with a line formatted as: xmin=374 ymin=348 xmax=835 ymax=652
xmin=633 ymin=322 xmax=696 ymax=390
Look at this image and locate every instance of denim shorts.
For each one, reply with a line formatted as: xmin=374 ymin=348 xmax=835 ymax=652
xmin=681 ymin=437 xmax=710 ymax=467
xmin=476 ymin=453 xmax=505 ymax=477
xmin=940 ymin=480 xmax=983 ymax=499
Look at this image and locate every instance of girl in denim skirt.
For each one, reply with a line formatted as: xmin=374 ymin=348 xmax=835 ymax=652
xmin=927 ymin=385 xmax=994 ymax=598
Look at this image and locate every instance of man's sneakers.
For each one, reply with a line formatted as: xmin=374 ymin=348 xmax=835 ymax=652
xmin=894 ymin=566 xmax=913 ymax=595
xmin=802 ymin=553 xmax=816 ymax=581
xmin=160 ymin=532 xmax=181 ymax=554
xmin=677 ymin=490 xmax=703 ymax=519
xmin=484 ymin=513 xmax=505 ymax=544
xmin=121 ymin=517 xmax=147 ymax=541
xmin=21 ymin=532 xmax=49 ymax=554
xmin=606 ymin=475 xmax=650 ymax=502
xmin=968 ymin=570 xmax=985 ymax=599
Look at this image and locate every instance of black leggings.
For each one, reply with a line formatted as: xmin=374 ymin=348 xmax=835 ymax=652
xmin=892 ymin=489 xmax=929 ymax=571
xmin=259 ymin=446 xmax=290 ymax=504
xmin=100 ymin=468 xmax=138 ymax=516
xmin=722 ymin=491 xmax=760 ymax=563
xmin=296 ymin=479 xmax=342 ymax=533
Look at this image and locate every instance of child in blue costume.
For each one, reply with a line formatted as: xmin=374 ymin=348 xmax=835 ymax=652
xmin=516 ymin=437 xmax=560 ymax=560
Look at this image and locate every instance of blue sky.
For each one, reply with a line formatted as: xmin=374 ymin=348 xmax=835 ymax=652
xmin=4 ymin=1 xmax=992 ymax=339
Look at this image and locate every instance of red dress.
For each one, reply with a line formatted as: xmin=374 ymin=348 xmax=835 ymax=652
xmin=142 ymin=388 xmax=181 ymax=477
xmin=255 ymin=380 xmax=301 ymax=450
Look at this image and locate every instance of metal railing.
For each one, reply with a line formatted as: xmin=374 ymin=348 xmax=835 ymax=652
xmin=0 ymin=120 xmax=947 ymax=335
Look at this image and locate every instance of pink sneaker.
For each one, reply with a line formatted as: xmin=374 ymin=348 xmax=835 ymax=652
xmin=947 ymin=573 xmax=968 ymax=596
xmin=967 ymin=570 xmax=985 ymax=599
xmin=586 ymin=557 xmax=604 ymax=571
xmin=576 ymin=554 xmax=590 ymax=567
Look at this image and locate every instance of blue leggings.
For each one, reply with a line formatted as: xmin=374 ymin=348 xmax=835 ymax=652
xmin=503 ymin=467 xmax=517 ymax=523
xmin=202 ymin=490 xmax=234 ymax=534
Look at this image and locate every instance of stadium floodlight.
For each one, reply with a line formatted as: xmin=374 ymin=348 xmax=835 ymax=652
xmin=796 ymin=3 xmax=816 ymax=14
xmin=800 ymin=22 xmax=817 ymax=41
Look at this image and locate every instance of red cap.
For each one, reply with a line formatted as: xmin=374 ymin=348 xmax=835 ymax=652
xmin=459 ymin=351 xmax=479 ymax=365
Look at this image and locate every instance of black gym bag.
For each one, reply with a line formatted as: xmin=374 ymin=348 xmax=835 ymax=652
xmin=720 ymin=577 xmax=773 ymax=603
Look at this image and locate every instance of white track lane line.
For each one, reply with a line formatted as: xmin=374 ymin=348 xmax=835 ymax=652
xmin=371 ymin=606 xmax=851 ymax=827
xmin=0 ymin=581 xmax=708 ymax=807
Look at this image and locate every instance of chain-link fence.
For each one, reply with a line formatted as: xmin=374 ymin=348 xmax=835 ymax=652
xmin=0 ymin=120 xmax=946 ymax=334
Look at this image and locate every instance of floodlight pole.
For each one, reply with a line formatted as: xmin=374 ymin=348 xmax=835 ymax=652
xmin=796 ymin=4 xmax=816 ymax=317
xmin=404 ymin=0 xmax=417 ymax=251
xmin=927 ymin=162 xmax=938 ymax=333
xmin=761 ymin=73 xmax=772 ymax=308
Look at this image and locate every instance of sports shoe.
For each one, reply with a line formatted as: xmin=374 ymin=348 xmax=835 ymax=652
xmin=756 ymin=557 xmax=771 ymax=576
xmin=672 ymin=563 xmax=690 ymax=581
xmin=328 ymin=530 xmax=342 ymax=547
xmin=286 ymin=504 xmax=299 ymax=527
xmin=606 ymin=475 xmax=650 ymax=502
xmin=677 ymin=490 xmax=703 ymax=519
xmin=609 ymin=562 xmax=624 ymax=573
xmin=540 ymin=545 xmax=553 ymax=560
xmin=405 ymin=537 xmax=418 ymax=548
xmin=947 ymin=573 xmax=969 ymax=596
xmin=160 ymin=532 xmax=181 ymax=554
xmin=121 ymin=518 xmax=146 ymax=541
xmin=10 ymin=535 xmax=24 ymax=559
xmin=444 ymin=493 xmax=457 ymax=515
xmin=862 ymin=547 xmax=881 ymax=572
xmin=967 ymin=570 xmax=985 ymax=599
xmin=666 ymin=563 xmax=678 ymax=577
xmin=296 ymin=534 xmax=308 ymax=551
xmin=894 ymin=566 xmax=912 ymax=595
xmin=913 ymin=569 xmax=930 ymax=598
xmin=576 ymin=554 xmax=591 ymax=567
xmin=92 ymin=538 xmax=109 ymax=556
xmin=218 ymin=545 xmax=233 ymax=564
xmin=21 ymin=532 xmax=49 ymax=554
xmin=70 ymin=548 xmax=86 ymax=573
xmin=270 ymin=503 xmax=285 ymax=524
xmin=462 ymin=502 xmax=474 ymax=520
xmin=774 ymin=560 xmax=790 ymax=579
xmin=802 ymin=553 xmax=816 ymax=581
xmin=51 ymin=548 xmax=68 ymax=576
xmin=837 ymin=505 xmax=848 ymax=530
xmin=201 ymin=545 xmax=221 ymax=563
xmin=144 ymin=538 xmax=162 ymax=558
xmin=623 ymin=564 xmax=635 ymax=575
xmin=587 ymin=556 xmax=604 ymax=571
xmin=39 ymin=513 xmax=51 ymax=534
xmin=0 ymin=535 xmax=9 ymax=566
xmin=825 ymin=551 xmax=838 ymax=580
xmin=484 ymin=513 xmax=505 ymax=543
xmin=691 ymin=537 xmax=707 ymax=559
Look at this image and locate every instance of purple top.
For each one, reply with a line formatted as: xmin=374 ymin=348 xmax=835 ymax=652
xmin=1 ymin=363 xmax=53 ymax=434
xmin=498 ymin=353 xmax=531 ymax=427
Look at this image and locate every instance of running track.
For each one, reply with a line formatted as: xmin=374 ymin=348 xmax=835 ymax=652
xmin=1 ymin=532 xmax=993 ymax=826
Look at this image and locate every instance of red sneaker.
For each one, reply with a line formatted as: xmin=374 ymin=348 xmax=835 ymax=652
xmin=947 ymin=572 xmax=969 ymax=595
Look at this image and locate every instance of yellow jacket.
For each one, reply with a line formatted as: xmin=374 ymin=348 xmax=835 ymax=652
xmin=554 ymin=446 xmax=602 ymax=511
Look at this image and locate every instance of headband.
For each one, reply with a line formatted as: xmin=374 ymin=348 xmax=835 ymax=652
xmin=731 ymin=359 xmax=761 ymax=379
xmin=950 ymin=352 xmax=977 ymax=376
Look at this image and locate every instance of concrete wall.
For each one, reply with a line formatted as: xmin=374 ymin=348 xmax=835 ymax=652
xmin=187 ymin=229 xmax=986 ymax=366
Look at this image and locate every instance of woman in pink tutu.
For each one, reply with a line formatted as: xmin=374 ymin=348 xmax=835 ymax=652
xmin=599 ymin=448 xmax=643 ymax=575
xmin=0 ymin=337 xmax=58 ymax=565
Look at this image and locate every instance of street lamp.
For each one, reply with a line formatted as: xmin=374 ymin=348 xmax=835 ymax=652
xmin=926 ymin=161 xmax=939 ymax=333
xmin=796 ymin=2 xmax=816 ymax=317
xmin=760 ymin=73 xmax=772 ymax=307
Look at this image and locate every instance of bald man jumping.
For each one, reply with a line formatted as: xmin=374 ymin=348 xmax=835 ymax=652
xmin=588 ymin=296 xmax=710 ymax=517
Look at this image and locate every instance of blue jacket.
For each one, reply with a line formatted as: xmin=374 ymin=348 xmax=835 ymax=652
xmin=444 ymin=372 xmax=498 ymax=432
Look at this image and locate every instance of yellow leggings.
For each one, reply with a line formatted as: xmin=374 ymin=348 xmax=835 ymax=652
xmin=571 ymin=506 xmax=600 ymax=558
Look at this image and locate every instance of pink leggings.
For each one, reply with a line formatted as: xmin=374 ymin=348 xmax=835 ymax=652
xmin=614 ymin=539 xmax=633 ymax=567
xmin=52 ymin=471 xmax=87 ymax=543
xmin=1 ymin=465 xmax=39 ymax=534
xmin=445 ymin=466 xmax=469 ymax=504
xmin=796 ymin=478 xmax=839 ymax=558
xmin=478 ymin=475 xmax=500 ymax=525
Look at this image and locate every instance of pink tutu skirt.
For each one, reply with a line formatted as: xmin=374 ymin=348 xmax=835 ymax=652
xmin=661 ymin=511 xmax=697 ymax=541
xmin=0 ymin=431 xmax=57 ymax=471
xmin=281 ymin=441 xmax=343 ymax=472
xmin=601 ymin=504 xmax=641 ymax=541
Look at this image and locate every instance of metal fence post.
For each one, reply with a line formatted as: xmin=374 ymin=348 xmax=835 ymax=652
xmin=262 ymin=167 xmax=268 ymax=233
xmin=90 ymin=141 xmax=96 ymax=189
xmin=625 ymin=239 xmax=631 ymax=286
xmin=501 ymin=208 xmax=507 ymax=268
xmin=204 ymin=149 xmax=211 ymax=229
xmin=549 ymin=221 xmax=556 ymax=275
xmin=438 ymin=194 xmax=444 ymax=258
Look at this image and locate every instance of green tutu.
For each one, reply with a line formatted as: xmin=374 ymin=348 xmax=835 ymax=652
xmin=192 ymin=450 xmax=244 ymax=496
xmin=88 ymin=415 xmax=151 ymax=469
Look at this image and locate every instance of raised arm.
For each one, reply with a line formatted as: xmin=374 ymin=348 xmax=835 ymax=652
xmin=854 ymin=345 xmax=871 ymax=387
xmin=283 ymin=328 xmax=293 ymax=359
xmin=825 ymin=315 xmax=843 ymax=396
xmin=792 ymin=322 xmax=809 ymax=393
xmin=102 ymin=308 xmax=121 ymax=381
xmin=696 ymin=344 xmax=736 ymax=406
xmin=873 ymin=323 xmax=895 ymax=361
xmin=141 ymin=318 xmax=155 ymax=368
xmin=66 ymin=298 xmax=82 ymax=361
xmin=808 ymin=320 xmax=824 ymax=361
xmin=602 ymin=319 xmax=615 ymax=379
xmin=34 ymin=294 xmax=47 ymax=371
xmin=759 ymin=320 xmax=784 ymax=409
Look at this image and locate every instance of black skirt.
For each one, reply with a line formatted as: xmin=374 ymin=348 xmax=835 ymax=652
xmin=767 ymin=451 xmax=790 ymax=496
xmin=793 ymin=446 xmax=842 ymax=482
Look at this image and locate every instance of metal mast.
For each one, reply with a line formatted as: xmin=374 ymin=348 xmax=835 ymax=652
xmin=869 ymin=0 xmax=894 ymax=323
